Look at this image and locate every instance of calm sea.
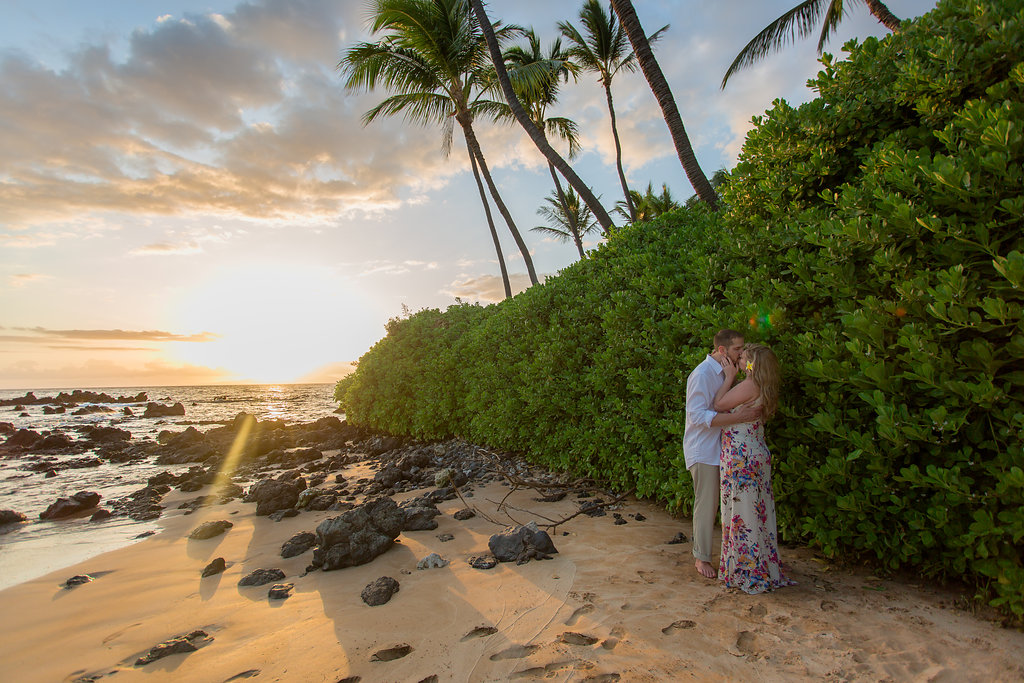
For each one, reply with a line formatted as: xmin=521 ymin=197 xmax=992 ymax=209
xmin=0 ymin=383 xmax=340 ymax=590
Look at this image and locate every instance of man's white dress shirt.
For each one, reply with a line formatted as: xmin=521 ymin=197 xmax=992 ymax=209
xmin=683 ymin=354 xmax=725 ymax=469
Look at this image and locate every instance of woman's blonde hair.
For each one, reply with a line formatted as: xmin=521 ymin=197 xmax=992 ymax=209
xmin=744 ymin=343 xmax=780 ymax=420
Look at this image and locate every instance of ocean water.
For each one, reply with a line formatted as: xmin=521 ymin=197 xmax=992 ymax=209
xmin=0 ymin=383 xmax=340 ymax=590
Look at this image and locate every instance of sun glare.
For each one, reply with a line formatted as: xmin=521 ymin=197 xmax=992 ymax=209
xmin=168 ymin=263 xmax=374 ymax=383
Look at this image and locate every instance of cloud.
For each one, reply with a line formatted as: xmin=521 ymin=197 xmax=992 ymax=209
xmin=0 ymin=3 xmax=459 ymax=232
xmin=129 ymin=241 xmax=202 ymax=256
xmin=441 ymin=273 xmax=537 ymax=303
xmin=0 ymin=357 xmax=239 ymax=390
xmin=8 ymin=273 xmax=52 ymax=288
xmin=356 ymin=260 xmax=440 ymax=277
xmin=295 ymin=360 xmax=357 ymax=384
xmin=4 ymin=328 xmax=218 ymax=343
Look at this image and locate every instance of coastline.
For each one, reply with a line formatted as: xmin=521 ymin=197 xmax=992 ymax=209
xmin=1 ymin=448 xmax=1022 ymax=682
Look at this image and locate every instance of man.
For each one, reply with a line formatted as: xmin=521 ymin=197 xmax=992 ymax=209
xmin=684 ymin=329 xmax=761 ymax=578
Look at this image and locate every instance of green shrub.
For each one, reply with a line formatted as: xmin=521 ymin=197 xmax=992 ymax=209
xmin=338 ymin=0 xmax=1024 ymax=618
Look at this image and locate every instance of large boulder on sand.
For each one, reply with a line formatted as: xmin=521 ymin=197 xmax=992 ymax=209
xmin=40 ymin=491 xmax=102 ymax=520
xmin=244 ymin=478 xmax=305 ymax=516
xmin=0 ymin=509 xmax=27 ymax=525
xmin=488 ymin=521 xmax=558 ymax=564
xmin=311 ymin=497 xmax=405 ymax=571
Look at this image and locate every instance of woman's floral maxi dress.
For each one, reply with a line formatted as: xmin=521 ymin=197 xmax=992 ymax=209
xmin=719 ymin=401 xmax=794 ymax=594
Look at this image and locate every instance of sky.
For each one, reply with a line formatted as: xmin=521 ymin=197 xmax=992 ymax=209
xmin=0 ymin=0 xmax=937 ymax=389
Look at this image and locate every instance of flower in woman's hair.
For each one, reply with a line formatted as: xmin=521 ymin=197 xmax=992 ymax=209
xmin=745 ymin=361 xmax=754 ymax=372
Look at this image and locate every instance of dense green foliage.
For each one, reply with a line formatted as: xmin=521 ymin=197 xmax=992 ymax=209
xmin=337 ymin=0 xmax=1024 ymax=617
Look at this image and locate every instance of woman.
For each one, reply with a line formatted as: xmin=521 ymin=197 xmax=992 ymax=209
xmin=713 ymin=343 xmax=794 ymax=594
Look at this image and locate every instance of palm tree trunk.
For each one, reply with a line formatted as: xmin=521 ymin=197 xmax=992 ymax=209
xmin=548 ymin=163 xmax=586 ymax=258
xmin=604 ymin=82 xmax=637 ymax=223
xmin=467 ymin=139 xmax=512 ymax=299
xmin=469 ymin=0 xmax=616 ymax=234
xmin=459 ymin=117 xmax=539 ymax=286
xmin=864 ymin=0 xmax=901 ymax=32
xmin=609 ymin=0 xmax=719 ymax=209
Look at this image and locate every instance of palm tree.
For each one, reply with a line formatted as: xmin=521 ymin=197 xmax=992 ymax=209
xmin=559 ymin=0 xmax=666 ymax=223
xmin=721 ymin=0 xmax=901 ymax=88
xmin=532 ymin=187 xmax=599 ymax=259
xmin=614 ymin=182 xmax=680 ymax=223
xmin=339 ymin=0 xmax=537 ymax=297
xmin=504 ymin=30 xmax=592 ymax=238
xmin=608 ymin=0 xmax=718 ymax=208
xmin=468 ymin=0 xmax=616 ymax=233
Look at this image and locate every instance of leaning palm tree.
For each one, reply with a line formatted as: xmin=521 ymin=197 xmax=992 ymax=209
xmin=468 ymin=0 xmax=616 ymax=233
xmin=504 ymin=30 xmax=591 ymax=238
xmin=339 ymin=0 xmax=537 ymax=298
xmin=559 ymin=0 xmax=666 ymax=223
xmin=721 ymin=0 xmax=901 ymax=88
xmin=609 ymin=0 xmax=718 ymax=208
xmin=532 ymin=187 xmax=599 ymax=259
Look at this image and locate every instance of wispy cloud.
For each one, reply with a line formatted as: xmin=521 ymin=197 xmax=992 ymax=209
xmin=8 ymin=273 xmax=52 ymax=288
xmin=441 ymin=274 xmax=537 ymax=304
xmin=4 ymin=328 xmax=218 ymax=343
xmin=129 ymin=240 xmax=202 ymax=256
xmin=357 ymin=260 xmax=440 ymax=277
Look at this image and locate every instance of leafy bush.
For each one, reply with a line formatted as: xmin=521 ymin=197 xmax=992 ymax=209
xmin=337 ymin=0 xmax=1024 ymax=618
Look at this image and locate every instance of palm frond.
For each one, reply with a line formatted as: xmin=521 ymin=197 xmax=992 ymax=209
xmin=721 ymin=0 xmax=828 ymax=88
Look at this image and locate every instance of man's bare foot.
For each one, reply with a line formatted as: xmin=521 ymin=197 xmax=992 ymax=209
xmin=695 ymin=559 xmax=717 ymax=578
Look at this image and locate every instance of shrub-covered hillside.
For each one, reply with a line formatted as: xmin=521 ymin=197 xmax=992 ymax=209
xmin=337 ymin=0 xmax=1024 ymax=618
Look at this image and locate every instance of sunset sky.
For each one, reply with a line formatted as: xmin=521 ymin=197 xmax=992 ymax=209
xmin=0 ymin=0 xmax=935 ymax=389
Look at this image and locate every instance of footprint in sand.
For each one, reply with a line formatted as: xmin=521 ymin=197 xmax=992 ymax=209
xmin=564 ymin=603 xmax=595 ymax=626
xmin=370 ymin=644 xmax=413 ymax=662
xmin=661 ymin=620 xmax=697 ymax=635
xmin=511 ymin=661 xmax=574 ymax=679
xmin=820 ymin=599 xmax=838 ymax=612
xmin=749 ymin=604 xmax=767 ymax=618
xmin=223 ymin=670 xmax=261 ymax=681
xmin=583 ymin=674 xmax=621 ymax=682
xmin=489 ymin=644 xmax=540 ymax=661
xmin=730 ymin=631 xmax=761 ymax=657
xmin=559 ymin=632 xmax=599 ymax=646
xmin=461 ymin=626 xmax=498 ymax=641
xmin=101 ymin=622 xmax=143 ymax=645
xmin=636 ymin=570 xmax=657 ymax=584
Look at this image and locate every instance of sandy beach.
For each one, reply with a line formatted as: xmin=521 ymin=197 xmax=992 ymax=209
xmin=1 ymin=452 xmax=1022 ymax=683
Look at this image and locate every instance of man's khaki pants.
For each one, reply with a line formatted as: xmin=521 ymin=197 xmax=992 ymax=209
xmin=688 ymin=463 xmax=719 ymax=562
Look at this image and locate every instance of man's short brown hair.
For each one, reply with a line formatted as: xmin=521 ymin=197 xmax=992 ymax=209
xmin=714 ymin=328 xmax=744 ymax=349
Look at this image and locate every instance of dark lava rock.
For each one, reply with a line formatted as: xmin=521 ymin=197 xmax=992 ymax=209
xmin=311 ymin=497 xmax=404 ymax=571
xmin=245 ymin=478 xmax=305 ymax=516
xmin=281 ymin=531 xmax=317 ymax=558
xmin=361 ymin=576 xmax=400 ymax=606
xmin=90 ymin=509 xmax=114 ymax=522
xmin=613 ymin=514 xmax=627 ymax=525
xmin=580 ymin=500 xmax=607 ymax=517
xmin=40 ymin=491 xmax=102 ymax=520
xmin=402 ymin=505 xmax=440 ymax=531
xmin=0 ymin=509 xmax=27 ymax=525
xmin=437 ymin=533 xmax=454 ymax=542
xmin=268 ymin=509 xmax=300 ymax=522
xmin=143 ymin=402 xmax=186 ymax=418
xmin=5 ymin=429 xmax=42 ymax=448
xmin=238 ymin=568 xmax=285 ymax=587
xmin=36 ymin=432 xmax=74 ymax=450
xmin=134 ymin=630 xmax=212 ymax=666
xmin=81 ymin=425 xmax=131 ymax=443
xmin=666 ymin=532 xmax=688 ymax=545
xmin=201 ymin=557 xmax=227 ymax=577
xmin=469 ymin=555 xmax=498 ymax=570
xmin=62 ymin=574 xmax=93 ymax=589
xmin=488 ymin=522 xmax=558 ymax=564
xmin=632 ymin=513 xmax=647 ymax=522
xmin=453 ymin=508 xmax=475 ymax=521
xmin=44 ymin=469 xmax=58 ymax=478
xmin=268 ymin=583 xmax=294 ymax=600
xmin=189 ymin=520 xmax=234 ymax=540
